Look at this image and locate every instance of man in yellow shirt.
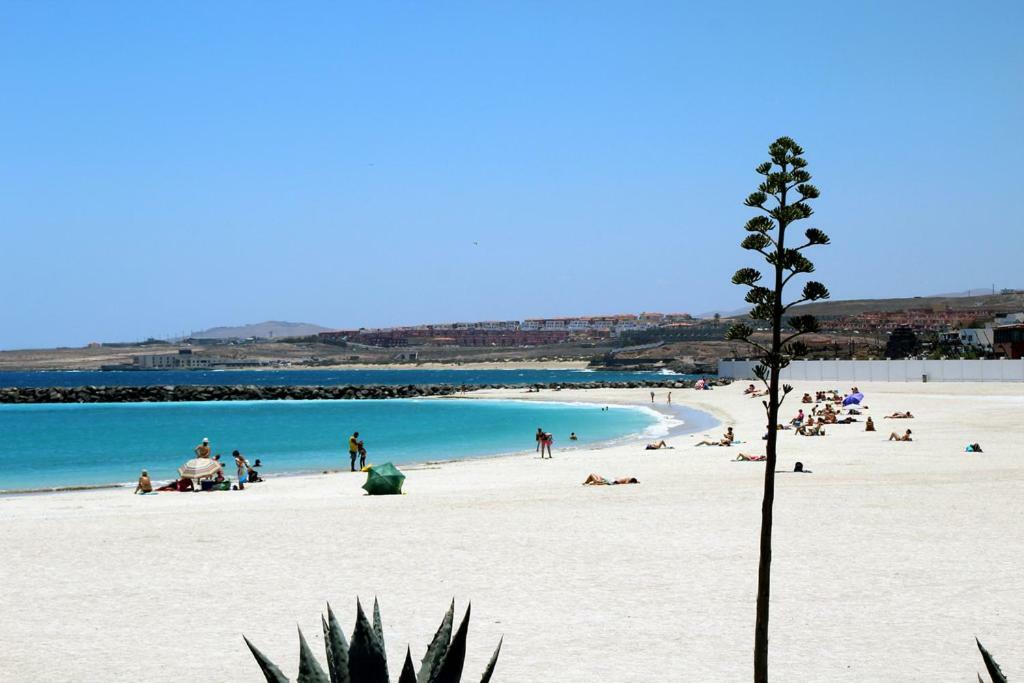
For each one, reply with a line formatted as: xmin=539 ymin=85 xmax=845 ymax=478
xmin=348 ymin=432 xmax=360 ymax=472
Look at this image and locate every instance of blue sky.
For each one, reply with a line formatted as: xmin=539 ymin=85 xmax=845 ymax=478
xmin=2 ymin=2 xmax=1022 ymax=349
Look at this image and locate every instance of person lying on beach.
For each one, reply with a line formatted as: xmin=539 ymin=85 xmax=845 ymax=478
xmin=646 ymin=440 xmax=673 ymax=450
xmin=884 ymin=411 xmax=915 ymax=419
xmin=744 ymin=384 xmax=757 ymax=394
xmin=734 ymin=453 xmax=766 ymax=462
xmin=835 ymin=416 xmax=858 ymax=424
xmin=965 ymin=443 xmax=983 ymax=453
xmin=696 ymin=427 xmax=734 ymax=446
xmin=797 ymin=424 xmax=825 ymax=436
xmin=156 ymin=478 xmax=195 ymax=492
xmin=889 ymin=429 xmax=913 ymax=441
xmin=583 ymin=473 xmax=639 ymax=486
xmin=134 ymin=470 xmax=153 ymax=494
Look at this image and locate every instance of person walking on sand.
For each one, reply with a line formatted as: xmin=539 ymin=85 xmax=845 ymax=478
xmin=650 ymin=391 xmax=655 ymax=403
xmin=541 ymin=432 xmax=554 ymax=459
xmin=348 ymin=432 xmax=360 ymax=471
xmin=232 ymin=450 xmax=249 ymax=489
xmin=667 ymin=392 xmax=672 ymax=404
xmin=194 ymin=438 xmax=211 ymax=458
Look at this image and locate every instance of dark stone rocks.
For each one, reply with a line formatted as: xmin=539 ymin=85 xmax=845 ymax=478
xmin=0 ymin=378 xmax=730 ymax=405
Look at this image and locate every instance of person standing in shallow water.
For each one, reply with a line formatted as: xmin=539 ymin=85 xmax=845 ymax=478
xmin=348 ymin=432 xmax=360 ymax=472
xmin=536 ymin=427 xmax=544 ymax=452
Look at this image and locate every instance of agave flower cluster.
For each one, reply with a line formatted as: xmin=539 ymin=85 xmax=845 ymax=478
xmin=244 ymin=598 xmax=501 ymax=683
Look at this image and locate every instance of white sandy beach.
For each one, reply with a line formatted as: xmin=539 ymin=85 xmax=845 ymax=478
xmin=2 ymin=381 xmax=1023 ymax=681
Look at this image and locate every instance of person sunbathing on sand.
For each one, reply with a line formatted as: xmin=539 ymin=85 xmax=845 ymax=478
xmin=696 ymin=427 xmax=734 ymax=446
xmin=734 ymin=453 xmax=766 ymax=462
xmin=744 ymin=384 xmax=757 ymax=394
xmin=646 ymin=440 xmax=672 ymax=450
xmin=884 ymin=411 xmax=914 ymax=419
xmin=889 ymin=429 xmax=913 ymax=441
xmin=583 ymin=473 xmax=639 ymax=485
xmin=134 ymin=470 xmax=153 ymax=494
xmin=798 ymin=423 xmax=825 ymax=436
xmin=802 ymin=393 xmax=813 ymax=403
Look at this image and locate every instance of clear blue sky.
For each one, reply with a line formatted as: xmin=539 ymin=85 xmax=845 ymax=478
xmin=2 ymin=2 xmax=1022 ymax=349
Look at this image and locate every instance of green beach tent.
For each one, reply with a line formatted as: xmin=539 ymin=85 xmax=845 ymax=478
xmin=361 ymin=462 xmax=406 ymax=496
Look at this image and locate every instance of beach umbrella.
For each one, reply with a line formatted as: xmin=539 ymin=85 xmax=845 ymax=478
xmin=362 ymin=462 xmax=406 ymax=496
xmin=843 ymin=392 xmax=865 ymax=406
xmin=178 ymin=458 xmax=221 ymax=480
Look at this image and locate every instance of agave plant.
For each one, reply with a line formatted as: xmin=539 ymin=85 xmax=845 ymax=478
xmin=244 ymin=597 xmax=502 ymax=683
xmin=976 ymin=638 xmax=1007 ymax=683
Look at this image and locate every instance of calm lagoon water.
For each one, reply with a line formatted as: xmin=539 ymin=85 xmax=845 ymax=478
xmin=0 ymin=398 xmax=668 ymax=492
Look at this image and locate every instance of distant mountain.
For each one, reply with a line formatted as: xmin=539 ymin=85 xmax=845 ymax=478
xmin=187 ymin=321 xmax=331 ymax=340
xmin=696 ymin=305 xmax=750 ymax=319
xmin=791 ymin=291 xmax=1024 ymax=317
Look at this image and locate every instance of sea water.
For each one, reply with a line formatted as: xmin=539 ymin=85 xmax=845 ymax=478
xmin=0 ymin=399 xmax=667 ymax=492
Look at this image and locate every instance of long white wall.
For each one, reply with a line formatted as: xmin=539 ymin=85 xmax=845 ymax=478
xmin=717 ymin=358 xmax=1024 ymax=382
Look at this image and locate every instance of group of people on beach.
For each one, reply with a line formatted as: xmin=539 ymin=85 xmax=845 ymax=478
xmin=347 ymin=432 xmax=368 ymax=471
xmin=133 ymin=436 xmax=264 ymax=494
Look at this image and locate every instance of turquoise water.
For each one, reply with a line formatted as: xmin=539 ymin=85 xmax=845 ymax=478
xmin=0 ymin=399 xmax=663 ymax=492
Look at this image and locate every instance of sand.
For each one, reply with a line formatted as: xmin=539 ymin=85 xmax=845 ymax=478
xmin=1 ymin=381 xmax=1022 ymax=680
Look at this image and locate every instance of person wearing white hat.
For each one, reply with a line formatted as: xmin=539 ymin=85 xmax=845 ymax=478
xmin=194 ymin=437 xmax=211 ymax=459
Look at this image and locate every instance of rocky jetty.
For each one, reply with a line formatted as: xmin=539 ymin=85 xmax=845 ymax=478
xmin=0 ymin=379 xmax=729 ymax=404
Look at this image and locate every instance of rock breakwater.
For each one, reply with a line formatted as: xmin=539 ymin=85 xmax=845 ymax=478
xmin=0 ymin=379 xmax=729 ymax=404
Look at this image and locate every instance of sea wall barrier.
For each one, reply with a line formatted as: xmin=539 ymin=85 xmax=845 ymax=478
xmin=0 ymin=379 xmax=729 ymax=404
xmin=717 ymin=358 xmax=1024 ymax=382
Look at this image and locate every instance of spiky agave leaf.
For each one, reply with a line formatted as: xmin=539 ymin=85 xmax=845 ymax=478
xmin=325 ymin=604 xmax=350 ymax=683
xmin=429 ymin=603 xmax=471 ymax=683
xmin=373 ymin=597 xmax=385 ymax=649
xmin=349 ymin=598 xmax=389 ymax=683
xmin=297 ymin=626 xmax=330 ymax=683
xmin=479 ymin=636 xmax=502 ymax=683
xmin=418 ymin=599 xmax=455 ymax=683
xmin=322 ymin=617 xmax=338 ymax=683
xmin=243 ymin=635 xmax=290 ymax=683
xmin=976 ymin=638 xmax=1007 ymax=683
xmin=399 ymin=647 xmax=418 ymax=683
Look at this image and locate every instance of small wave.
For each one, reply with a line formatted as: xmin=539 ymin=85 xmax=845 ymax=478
xmin=634 ymin=406 xmax=684 ymax=438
